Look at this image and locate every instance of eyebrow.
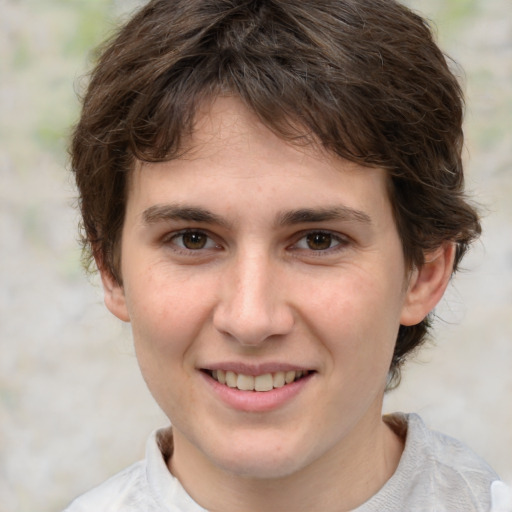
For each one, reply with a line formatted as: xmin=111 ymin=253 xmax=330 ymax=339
xmin=276 ymin=206 xmax=372 ymax=226
xmin=141 ymin=203 xmax=372 ymax=229
xmin=142 ymin=204 xmax=231 ymax=229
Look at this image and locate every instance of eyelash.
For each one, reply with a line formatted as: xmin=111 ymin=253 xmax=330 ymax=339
xmin=290 ymin=230 xmax=349 ymax=255
xmin=163 ymin=229 xmax=350 ymax=256
xmin=164 ymin=229 xmax=221 ymax=254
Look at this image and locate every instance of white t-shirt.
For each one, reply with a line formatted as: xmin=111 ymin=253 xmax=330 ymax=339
xmin=63 ymin=413 xmax=511 ymax=512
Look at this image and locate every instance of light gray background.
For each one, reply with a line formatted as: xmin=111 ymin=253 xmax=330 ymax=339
xmin=1 ymin=1 xmax=511 ymax=511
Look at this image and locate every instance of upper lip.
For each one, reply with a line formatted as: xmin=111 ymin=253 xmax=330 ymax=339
xmin=200 ymin=362 xmax=315 ymax=376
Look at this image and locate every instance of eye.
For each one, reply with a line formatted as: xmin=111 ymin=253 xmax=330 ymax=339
xmin=293 ymin=231 xmax=346 ymax=251
xmin=169 ymin=230 xmax=219 ymax=251
xmin=305 ymin=232 xmax=334 ymax=251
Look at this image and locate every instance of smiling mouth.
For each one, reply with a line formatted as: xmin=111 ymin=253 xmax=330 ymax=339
xmin=204 ymin=369 xmax=312 ymax=392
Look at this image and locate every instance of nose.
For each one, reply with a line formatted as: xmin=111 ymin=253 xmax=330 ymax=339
xmin=212 ymin=250 xmax=295 ymax=346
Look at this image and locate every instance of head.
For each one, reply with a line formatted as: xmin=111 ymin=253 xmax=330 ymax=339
xmin=72 ymin=0 xmax=480 ymax=388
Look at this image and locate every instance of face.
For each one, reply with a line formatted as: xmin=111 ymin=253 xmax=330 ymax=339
xmin=103 ymin=97 xmax=442 ymax=482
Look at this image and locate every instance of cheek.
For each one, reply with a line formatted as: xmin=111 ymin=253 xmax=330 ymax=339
xmin=303 ymin=271 xmax=403 ymax=373
xmin=124 ymin=266 xmax=214 ymax=358
xmin=124 ymin=271 xmax=207 ymax=415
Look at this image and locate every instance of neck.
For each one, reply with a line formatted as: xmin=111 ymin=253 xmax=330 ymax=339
xmin=169 ymin=413 xmax=404 ymax=512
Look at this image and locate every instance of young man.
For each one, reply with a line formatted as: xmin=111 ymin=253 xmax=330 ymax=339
xmin=65 ymin=0 xmax=510 ymax=510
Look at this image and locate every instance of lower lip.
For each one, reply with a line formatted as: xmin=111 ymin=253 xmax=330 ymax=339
xmin=201 ymin=372 xmax=314 ymax=413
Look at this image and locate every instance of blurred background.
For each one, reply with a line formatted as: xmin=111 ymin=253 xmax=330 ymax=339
xmin=0 ymin=0 xmax=510 ymax=510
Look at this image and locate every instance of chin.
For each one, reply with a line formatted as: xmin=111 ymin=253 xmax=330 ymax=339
xmin=203 ymin=432 xmax=312 ymax=480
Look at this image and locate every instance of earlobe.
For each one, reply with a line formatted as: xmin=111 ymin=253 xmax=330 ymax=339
xmin=99 ymin=268 xmax=131 ymax=323
xmin=400 ymin=243 xmax=455 ymax=326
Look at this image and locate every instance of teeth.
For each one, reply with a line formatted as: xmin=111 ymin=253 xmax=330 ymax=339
xmin=237 ymin=374 xmax=255 ymax=391
xmin=210 ymin=369 xmax=308 ymax=391
xmin=225 ymin=371 xmax=237 ymax=388
xmin=273 ymin=371 xmax=285 ymax=388
xmin=254 ymin=373 xmax=273 ymax=392
xmin=285 ymin=370 xmax=296 ymax=384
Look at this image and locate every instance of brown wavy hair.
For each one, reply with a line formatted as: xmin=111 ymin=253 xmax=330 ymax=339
xmin=71 ymin=0 xmax=481 ymax=387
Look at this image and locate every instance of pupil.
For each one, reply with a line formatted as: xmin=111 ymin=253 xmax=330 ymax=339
xmin=183 ymin=232 xmax=207 ymax=249
xmin=307 ymin=232 xmax=332 ymax=250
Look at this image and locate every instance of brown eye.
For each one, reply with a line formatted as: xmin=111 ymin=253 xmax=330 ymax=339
xmin=306 ymin=232 xmax=333 ymax=250
xmin=181 ymin=231 xmax=208 ymax=250
xmin=167 ymin=229 xmax=220 ymax=254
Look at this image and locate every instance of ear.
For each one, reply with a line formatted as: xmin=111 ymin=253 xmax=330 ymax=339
xmin=98 ymin=266 xmax=131 ymax=323
xmin=400 ymin=243 xmax=455 ymax=326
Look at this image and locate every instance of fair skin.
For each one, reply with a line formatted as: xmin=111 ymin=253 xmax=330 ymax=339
xmin=101 ymin=96 xmax=454 ymax=512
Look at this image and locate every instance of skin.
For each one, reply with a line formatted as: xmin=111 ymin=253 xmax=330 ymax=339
xmin=101 ymin=96 xmax=454 ymax=512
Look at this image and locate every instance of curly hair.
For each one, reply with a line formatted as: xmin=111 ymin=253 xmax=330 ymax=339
xmin=71 ymin=0 xmax=481 ymax=387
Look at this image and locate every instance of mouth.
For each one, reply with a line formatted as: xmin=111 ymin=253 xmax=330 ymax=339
xmin=203 ymin=369 xmax=312 ymax=392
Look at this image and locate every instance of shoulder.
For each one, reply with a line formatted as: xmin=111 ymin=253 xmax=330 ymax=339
xmin=62 ymin=427 xmax=207 ymax=512
xmin=62 ymin=428 xmax=163 ymax=512
xmin=357 ymin=413 xmax=503 ymax=511
xmin=62 ymin=460 xmax=154 ymax=512
xmin=391 ymin=413 xmax=501 ymax=511
xmin=409 ymin=413 xmax=498 ymax=483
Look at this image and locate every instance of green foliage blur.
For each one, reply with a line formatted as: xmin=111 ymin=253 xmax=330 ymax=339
xmin=2 ymin=0 xmax=509 ymax=174
xmin=2 ymin=0 xmax=123 ymax=163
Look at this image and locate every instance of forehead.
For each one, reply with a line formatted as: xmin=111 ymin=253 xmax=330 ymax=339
xmin=128 ymin=96 xmax=392 ymax=226
xmin=178 ymin=95 xmax=330 ymax=173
